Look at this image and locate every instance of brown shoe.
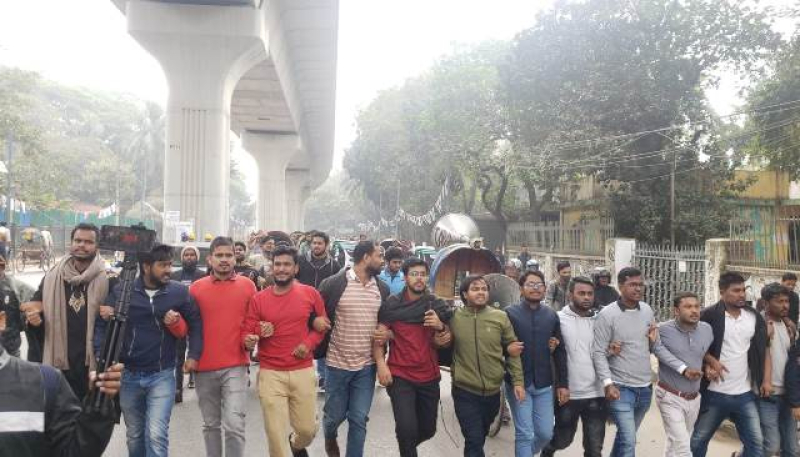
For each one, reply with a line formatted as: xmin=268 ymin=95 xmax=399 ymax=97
xmin=325 ymin=438 xmax=340 ymax=457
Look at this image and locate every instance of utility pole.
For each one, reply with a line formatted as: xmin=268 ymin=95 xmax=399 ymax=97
xmin=4 ymin=134 xmax=13 ymax=225
xmin=670 ymin=148 xmax=676 ymax=247
xmin=394 ymin=186 xmax=400 ymax=240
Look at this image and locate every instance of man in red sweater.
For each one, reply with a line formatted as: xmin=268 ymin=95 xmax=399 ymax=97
xmin=190 ymin=237 xmax=257 ymax=457
xmin=243 ymin=244 xmax=328 ymax=457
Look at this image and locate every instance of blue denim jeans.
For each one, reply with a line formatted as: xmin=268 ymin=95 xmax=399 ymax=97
xmin=120 ymin=368 xmax=176 ymax=457
xmin=608 ymin=384 xmax=652 ymax=457
xmin=690 ymin=390 xmax=763 ymax=457
xmin=322 ymin=364 xmax=377 ymax=457
xmin=504 ymin=382 xmax=554 ymax=457
xmin=758 ymin=394 xmax=799 ymax=457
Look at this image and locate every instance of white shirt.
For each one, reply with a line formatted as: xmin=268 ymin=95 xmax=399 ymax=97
xmin=770 ymin=320 xmax=791 ymax=393
xmin=709 ymin=310 xmax=756 ymax=395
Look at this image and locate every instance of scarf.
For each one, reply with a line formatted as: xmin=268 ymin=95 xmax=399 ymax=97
xmin=43 ymin=255 xmax=108 ymax=370
xmin=378 ymin=290 xmax=454 ymax=325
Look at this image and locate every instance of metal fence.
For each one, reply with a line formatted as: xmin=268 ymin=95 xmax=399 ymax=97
xmin=729 ymin=210 xmax=800 ymax=270
xmin=506 ymin=220 xmax=613 ymax=256
xmin=634 ymin=243 xmax=706 ymax=321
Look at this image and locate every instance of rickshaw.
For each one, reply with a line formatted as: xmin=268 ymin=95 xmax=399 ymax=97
xmin=15 ymin=227 xmax=55 ymax=272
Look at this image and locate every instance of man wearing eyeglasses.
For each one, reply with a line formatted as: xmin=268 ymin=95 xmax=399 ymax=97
xmin=504 ymin=269 xmax=568 ymax=457
xmin=373 ymin=257 xmax=452 ymax=457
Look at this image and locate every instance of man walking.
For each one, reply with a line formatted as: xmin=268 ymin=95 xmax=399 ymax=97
xmin=592 ymin=269 xmax=619 ymax=309
xmin=546 ymin=261 xmax=571 ymax=311
xmin=450 ymin=274 xmax=525 ymax=457
xmin=690 ymin=272 xmax=768 ymax=457
xmin=191 ymin=237 xmax=257 ymax=457
xmin=171 ymin=245 xmax=205 ymax=402
xmin=243 ymin=245 xmax=328 ymax=457
xmin=781 ymin=272 xmax=798 ymax=325
xmin=22 ymin=223 xmax=109 ymax=398
xmin=542 ymin=277 xmax=608 ymax=457
xmin=505 ymin=269 xmax=567 ymax=457
xmin=517 ymin=244 xmax=531 ymax=267
xmin=373 ymin=257 xmax=452 ymax=457
xmin=652 ymin=292 xmax=713 ymax=457
xmin=378 ymin=247 xmax=406 ymax=295
xmin=94 ymin=244 xmax=203 ymax=457
xmin=233 ymin=241 xmax=262 ymax=288
xmin=319 ymin=240 xmax=389 ymax=457
xmin=592 ymin=267 xmax=657 ymax=457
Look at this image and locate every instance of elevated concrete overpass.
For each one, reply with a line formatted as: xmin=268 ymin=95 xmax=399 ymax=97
xmin=112 ymin=0 xmax=338 ymax=236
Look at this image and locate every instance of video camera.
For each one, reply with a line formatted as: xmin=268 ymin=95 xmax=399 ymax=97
xmin=99 ymin=224 xmax=157 ymax=253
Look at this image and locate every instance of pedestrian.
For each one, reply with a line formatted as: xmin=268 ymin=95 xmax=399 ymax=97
xmin=517 ymin=244 xmax=531 ymax=267
xmin=249 ymin=235 xmax=275 ymax=274
xmin=0 ymin=221 xmax=10 ymax=259
xmin=21 ymin=223 xmax=109 ymax=398
xmin=450 ymin=274 xmax=525 ymax=457
xmin=592 ymin=269 xmax=619 ymax=309
xmin=373 ymin=257 xmax=453 ymax=457
xmin=755 ymin=283 xmax=799 ymax=457
xmin=781 ymin=272 xmax=798 ymax=325
xmin=0 ymin=253 xmax=35 ymax=358
xmin=592 ymin=267 xmax=657 ymax=457
xmin=651 ymin=292 xmax=713 ymax=457
xmin=190 ymin=237 xmax=257 ymax=457
xmin=318 ymin=240 xmax=389 ymax=457
xmin=233 ymin=241 xmax=263 ymax=288
xmin=504 ymin=259 xmax=521 ymax=282
xmin=171 ymin=245 xmax=206 ymax=402
xmin=94 ymin=243 xmax=203 ymax=457
xmin=546 ymin=261 xmax=571 ymax=311
xmin=378 ymin=247 xmax=406 ymax=295
xmin=504 ymin=269 xmax=567 ymax=457
xmin=243 ymin=244 xmax=329 ymax=457
xmin=542 ymin=276 xmax=608 ymax=457
xmin=494 ymin=247 xmax=506 ymax=267
xmin=296 ymin=230 xmax=341 ymax=394
xmin=690 ymin=272 xmax=767 ymax=457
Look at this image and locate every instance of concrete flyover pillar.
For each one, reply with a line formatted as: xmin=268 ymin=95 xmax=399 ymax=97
xmin=243 ymin=132 xmax=299 ymax=232
xmin=285 ymin=169 xmax=310 ymax=232
xmin=125 ymin=0 xmax=265 ymax=239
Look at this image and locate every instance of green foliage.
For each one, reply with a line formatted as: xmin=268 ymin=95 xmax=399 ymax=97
xmin=229 ymin=158 xmax=254 ymax=230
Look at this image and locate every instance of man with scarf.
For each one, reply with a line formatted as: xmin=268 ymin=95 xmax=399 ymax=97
xmin=21 ymin=223 xmax=109 ymax=400
xmin=373 ymin=257 xmax=453 ymax=457
xmin=171 ymin=244 xmax=205 ymax=400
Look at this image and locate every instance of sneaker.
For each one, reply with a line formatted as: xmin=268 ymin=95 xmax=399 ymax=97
xmin=325 ymin=439 xmax=340 ymax=457
xmin=175 ymin=391 xmax=183 ymax=404
xmin=187 ymin=380 xmax=195 ymax=389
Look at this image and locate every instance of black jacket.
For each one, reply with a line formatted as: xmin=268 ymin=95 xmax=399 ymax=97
xmin=784 ymin=339 xmax=800 ymax=407
xmin=0 ymin=351 xmax=116 ymax=457
xmin=297 ymin=253 xmax=341 ymax=290
xmin=700 ymin=301 xmax=767 ymax=392
xmin=313 ymin=268 xmax=389 ymax=359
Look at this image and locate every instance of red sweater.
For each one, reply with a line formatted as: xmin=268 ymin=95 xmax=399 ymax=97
xmin=384 ymin=320 xmax=441 ymax=383
xmin=190 ymin=275 xmax=257 ymax=372
xmin=242 ymin=281 xmax=327 ymax=371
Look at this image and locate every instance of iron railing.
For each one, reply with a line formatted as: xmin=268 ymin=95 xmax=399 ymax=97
xmin=729 ymin=208 xmax=800 ymax=270
xmin=506 ymin=220 xmax=613 ymax=256
xmin=634 ymin=243 xmax=706 ymax=321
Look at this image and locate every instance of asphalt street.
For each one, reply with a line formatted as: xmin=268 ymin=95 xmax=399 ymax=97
xmin=14 ymin=270 xmax=740 ymax=457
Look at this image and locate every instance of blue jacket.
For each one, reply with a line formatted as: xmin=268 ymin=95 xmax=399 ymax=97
xmin=94 ymin=278 xmax=203 ymax=372
xmin=378 ymin=269 xmax=406 ymax=296
xmin=505 ymin=300 xmax=568 ymax=389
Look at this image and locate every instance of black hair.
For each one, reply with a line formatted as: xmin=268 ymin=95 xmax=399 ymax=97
xmin=139 ymin=244 xmax=173 ymax=276
xmin=352 ymin=240 xmax=377 ymax=264
xmin=718 ymin=271 xmax=745 ymax=291
xmin=385 ymin=247 xmax=403 ymax=262
xmin=402 ymin=257 xmax=429 ymax=276
xmin=71 ymin=223 xmax=100 ymax=242
xmin=0 ymin=222 xmax=6 ymax=227
xmin=259 ymin=235 xmax=275 ymax=245
xmin=761 ymin=282 xmax=791 ymax=302
xmin=309 ymin=230 xmax=330 ymax=245
xmin=556 ymin=260 xmax=571 ymax=273
xmin=782 ymin=272 xmax=798 ymax=282
xmin=459 ymin=275 xmax=490 ymax=303
xmin=568 ymin=276 xmax=594 ymax=293
xmin=210 ymin=236 xmax=234 ymax=254
xmin=672 ymin=291 xmax=699 ymax=307
xmin=234 ymin=241 xmax=247 ymax=250
xmin=272 ymin=244 xmax=299 ymax=264
xmin=518 ymin=270 xmax=545 ymax=287
xmin=617 ymin=267 xmax=642 ymax=286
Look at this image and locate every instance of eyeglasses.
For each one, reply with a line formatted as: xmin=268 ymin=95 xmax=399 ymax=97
xmin=408 ymin=272 xmax=429 ymax=278
xmin=523 ymin=282 xmax=545 ymax=290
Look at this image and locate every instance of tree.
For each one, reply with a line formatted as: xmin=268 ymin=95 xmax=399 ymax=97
xmin=229 ymin=158 xmax=254 ymax=231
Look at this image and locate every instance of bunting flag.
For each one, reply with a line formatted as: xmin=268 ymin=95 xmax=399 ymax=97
xmin=97 ymin=203 xmax=117 ymax=219
xmin=356 ymin=175 xmax=450 ymax=231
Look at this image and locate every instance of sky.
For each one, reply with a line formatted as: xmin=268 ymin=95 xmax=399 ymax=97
xmin=0 ymin=0 xmax=794 ymax=195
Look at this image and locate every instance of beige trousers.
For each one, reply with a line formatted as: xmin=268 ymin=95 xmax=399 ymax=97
xmin=258 ymin=367 xmax=318 ymax=457
xmin=655 ymin=384 xmax=701 ymax=457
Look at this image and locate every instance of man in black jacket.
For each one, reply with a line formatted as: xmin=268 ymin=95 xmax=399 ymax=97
xmin=0 ymin=311 xmax=123 ymax=457
xmin=690 ymin=271 xmax=767 ymax=457
xmin=781 ymin=272 xmax=799 ymax=325
xmin=170 ymin=245 xmax=205 ymax=401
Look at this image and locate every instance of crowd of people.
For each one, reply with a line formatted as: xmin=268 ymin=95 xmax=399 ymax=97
xmin=1 ymin=224 xmax=800 ymax=457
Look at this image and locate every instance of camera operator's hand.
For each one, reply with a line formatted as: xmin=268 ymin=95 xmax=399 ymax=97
xmin=90 ymin=363 xmax=124 ymax=397
xmin=163 ymin=310 xmax=180 ymax=326
xmin=99 ymin=305 xmax=115 ymax=321
xmin=20 ymin=301 xmax=43 ymax=327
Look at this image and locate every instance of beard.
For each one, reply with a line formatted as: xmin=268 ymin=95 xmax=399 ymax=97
xmin=274 ymin=277 xmax=293 ymax=287
xmin=366 ymin=265 xmax=381 ymax=276
xmin=183 ymin=260 xmax=198 ymax=272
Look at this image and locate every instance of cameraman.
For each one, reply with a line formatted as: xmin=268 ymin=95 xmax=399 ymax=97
xmin=0 ymin=309 xmax=123 ymax=457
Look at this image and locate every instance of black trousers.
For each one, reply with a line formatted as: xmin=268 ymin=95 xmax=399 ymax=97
xmin=452 ymin=386 xmax=500 ymax=457
xmin=387 ymin=376 xmax=440 ymax=457
xmin=175 ymin=337 xmax=187 ymax=391
xmin=542 ymin=396 xmax=608 ymax=457
xmin=62 ymin=365 xmax=89 ymax=401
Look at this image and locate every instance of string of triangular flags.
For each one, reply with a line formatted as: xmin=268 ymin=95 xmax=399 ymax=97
xmin=357 ymin=176 xmax=449 ymax=233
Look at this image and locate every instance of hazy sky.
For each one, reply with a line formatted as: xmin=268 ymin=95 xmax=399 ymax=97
xmin=0 ymin=0 xmax=793 ymax=195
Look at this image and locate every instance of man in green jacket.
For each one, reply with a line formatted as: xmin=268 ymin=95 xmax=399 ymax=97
xmin=450 ymin=274 xmax=525 ymax=457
